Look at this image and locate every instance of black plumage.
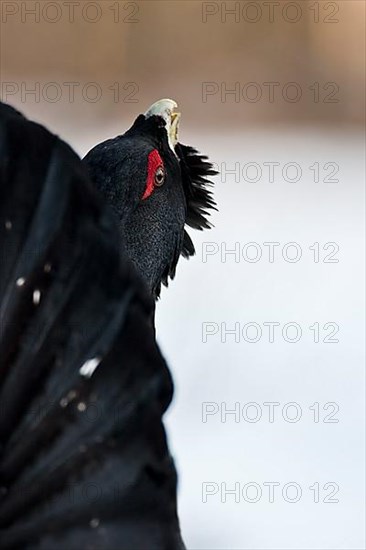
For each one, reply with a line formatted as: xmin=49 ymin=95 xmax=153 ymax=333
xmin=0 ymin=100 xmax=216 ymax=549
xmin=84 ymin=101 xmax=217 ymax=298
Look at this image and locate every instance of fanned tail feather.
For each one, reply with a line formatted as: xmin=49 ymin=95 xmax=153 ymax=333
xmin=0 ymin=104 xmax=183 ymax=550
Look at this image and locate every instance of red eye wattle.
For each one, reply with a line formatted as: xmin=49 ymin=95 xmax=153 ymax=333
xmin=142 ymin=149 xmax=165 ymax=200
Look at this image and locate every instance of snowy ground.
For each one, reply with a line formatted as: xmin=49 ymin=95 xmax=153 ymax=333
xmin=151 ymin=128 xmax=365 ymax=550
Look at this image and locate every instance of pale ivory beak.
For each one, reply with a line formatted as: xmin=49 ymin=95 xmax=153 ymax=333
xmin=144 ymin=98 xmax=181 ymax=152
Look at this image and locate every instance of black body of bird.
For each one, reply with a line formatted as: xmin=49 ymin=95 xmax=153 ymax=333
xmin=0 ymin=100 xmax=216 ymax=549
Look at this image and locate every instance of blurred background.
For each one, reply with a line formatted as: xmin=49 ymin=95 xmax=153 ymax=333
xmin=1 ymin=1 xmax=365 ymax=548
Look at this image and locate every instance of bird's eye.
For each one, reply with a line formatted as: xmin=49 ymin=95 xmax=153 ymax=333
xmin=154 ymin=166 xmax=165 ymax=187
xmin=142 ymin=149 xmax=165 ymax=200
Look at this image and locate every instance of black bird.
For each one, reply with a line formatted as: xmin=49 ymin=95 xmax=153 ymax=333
xmin=0 ymin=100 xmax=216 ymax=549
xmin=84 ymin=99 xmax=217 ymax=299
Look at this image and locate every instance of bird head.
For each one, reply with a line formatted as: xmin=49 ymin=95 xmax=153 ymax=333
xmin=83 ymin=99 xmax=217 ymax=299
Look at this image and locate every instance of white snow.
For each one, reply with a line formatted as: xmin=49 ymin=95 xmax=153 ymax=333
xmin=154 ymin=128 xmax=365 ymax=550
